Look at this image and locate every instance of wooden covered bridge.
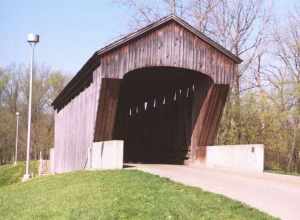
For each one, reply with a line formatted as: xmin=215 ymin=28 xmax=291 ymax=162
xmin=52 ymin=15 xmax=242 ymax=173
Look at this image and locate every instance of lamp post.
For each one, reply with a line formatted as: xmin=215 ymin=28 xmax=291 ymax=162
xmin=14 ymin=112 xmax=20 ymax=166
xmin=23 ymin=33 xmax=39 ymax=182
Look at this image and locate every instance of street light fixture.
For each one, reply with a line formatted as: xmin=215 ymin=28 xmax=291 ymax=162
xmin=22 ymin=33 xmax=40 ymax=182
xmin=14 ymin=112 xmax=20 ymax=166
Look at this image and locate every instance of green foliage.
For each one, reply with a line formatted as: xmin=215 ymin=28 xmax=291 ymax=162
xmin=0 ymin=169 xmax=276 ymax=220
xmin=217 ymin=89 xmax=300 ymax=173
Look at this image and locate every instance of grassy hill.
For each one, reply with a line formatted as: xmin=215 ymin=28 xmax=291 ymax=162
xmin=0 ymin=163 xmax=277 ymax=220
xmin=0 ymin=161 xmax=38 ymax=187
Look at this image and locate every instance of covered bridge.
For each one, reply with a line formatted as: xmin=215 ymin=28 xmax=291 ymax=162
xmin=52 ymin=15 xmax=242 ymax=173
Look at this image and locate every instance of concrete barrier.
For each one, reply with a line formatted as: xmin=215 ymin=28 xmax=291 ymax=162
xmin=206 ymin=144 xmax=264 ymax=172
xmin=87 ymin=140 xmax=124 ymax=170
xmin=50 ymin=148 xmax=55 ymax=174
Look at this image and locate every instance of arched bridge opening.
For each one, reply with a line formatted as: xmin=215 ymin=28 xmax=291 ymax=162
xmin=113 ymin=67 xmax=213 ymax=164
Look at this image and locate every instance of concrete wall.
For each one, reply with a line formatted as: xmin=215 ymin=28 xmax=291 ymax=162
xmin=87 ymin=140 xmax=124 ymax=170
xmin=206 ymin=144 xmax=264 ymax=172
xmin=50 ymin=148 xmax=55 ymax=174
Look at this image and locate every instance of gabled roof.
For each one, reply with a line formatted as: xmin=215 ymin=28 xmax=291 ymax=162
xmin=96 ymin=14 xmax=242 ymax=63
xmin=52 ymin=14 xmax=242 ymax=109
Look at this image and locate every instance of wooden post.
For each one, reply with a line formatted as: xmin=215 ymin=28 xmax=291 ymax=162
xmin=190 ymin=84 xmax=229 ymax=162
xmin=94 ymin=78 xmax=122 ymax=141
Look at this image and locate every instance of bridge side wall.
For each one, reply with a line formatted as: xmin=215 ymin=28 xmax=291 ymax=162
xmin=53 ymin=67 xmax=102 ymax=173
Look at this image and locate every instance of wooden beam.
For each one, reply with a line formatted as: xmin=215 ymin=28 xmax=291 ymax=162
xmin=94 ymin=78 xmax=122 ymax=141
xmin=190 ymin=84 xmax=229 ymax=161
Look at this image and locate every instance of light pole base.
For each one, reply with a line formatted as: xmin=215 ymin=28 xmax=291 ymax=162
xmin=22 ymin=174 xmax=31 ymax=182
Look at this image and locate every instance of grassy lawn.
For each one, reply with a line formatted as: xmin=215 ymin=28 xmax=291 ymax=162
xmin=0 ymin=164 xmax=277 ymax=220
xmin=0 ymin=161 xmax=38 ymax=187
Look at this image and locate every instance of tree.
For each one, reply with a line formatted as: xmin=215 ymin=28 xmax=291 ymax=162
xmin=209 ymin=0 xmax=272 ymax=143
xmin=265 ymin=7 xmax=300 ymax=171
xmin=0 ymin=64 xmax=68 ymax=164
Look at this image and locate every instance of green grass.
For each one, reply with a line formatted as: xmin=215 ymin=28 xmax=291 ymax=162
xmin=266 ymin=169 xmax=300 ymax=176
xmin=0 ymin=161 xmax=38 ymax=187
xmin=0 ymin=164 xmax=277 ymax=220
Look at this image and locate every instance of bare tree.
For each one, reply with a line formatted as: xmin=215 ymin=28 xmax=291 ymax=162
xmin=208 ymin=0 xmax=272 ymax=142
xmin=266 ymin=7 xmax=300 ymax=171
xmin=114 ymin=0 xmax=190 ymax=29
xmin=187 ymin=0 xmax=222 ymax=33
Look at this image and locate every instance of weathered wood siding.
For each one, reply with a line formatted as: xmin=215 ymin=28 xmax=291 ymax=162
xmin=53 ymin=67 xmax=102 ymax=173
xmin=100 ymin=21 xmax=235 ymax=84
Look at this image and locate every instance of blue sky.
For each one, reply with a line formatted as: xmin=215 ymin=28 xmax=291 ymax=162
xmin=0 ymin=0 xmax=298 ymax=75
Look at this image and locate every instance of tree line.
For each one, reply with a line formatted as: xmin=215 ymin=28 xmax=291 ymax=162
xmin=0 ymin=64 xmax=68 ymax=164
xmin=1 ymin=0 xmax=300 ymax=173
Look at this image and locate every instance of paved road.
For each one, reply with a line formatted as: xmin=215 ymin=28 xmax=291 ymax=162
xmin=131 ymin=164 xmax=300 ymax=220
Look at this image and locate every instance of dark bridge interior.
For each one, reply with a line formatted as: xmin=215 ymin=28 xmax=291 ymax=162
xmin=113 ymin=67 xmax=213 ymax=164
